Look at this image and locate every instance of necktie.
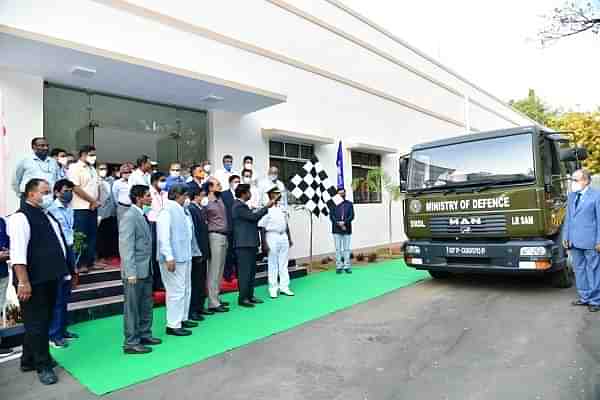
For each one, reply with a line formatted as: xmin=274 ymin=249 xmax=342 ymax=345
xmin=575 ymin=192 xmax=582 ymax=209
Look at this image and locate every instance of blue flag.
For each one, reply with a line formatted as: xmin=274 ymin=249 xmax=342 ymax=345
xmin=336 ymin=141 xmax=344 ymax=189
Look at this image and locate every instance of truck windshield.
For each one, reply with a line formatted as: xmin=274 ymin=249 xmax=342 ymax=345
xmin=408 ymin=133 xmax=535 ymax=191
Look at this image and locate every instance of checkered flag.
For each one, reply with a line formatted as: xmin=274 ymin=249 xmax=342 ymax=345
xmin=290 ymin=156 xmax=342 ymax=217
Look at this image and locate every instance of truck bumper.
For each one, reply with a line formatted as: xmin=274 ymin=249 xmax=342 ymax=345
xmin=403 ymin=239 xmax=566 ymax=274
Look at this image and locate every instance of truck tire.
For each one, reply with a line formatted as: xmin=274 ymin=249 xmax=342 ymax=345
xmin=429 ymin=270 xmax=451 ymax=279
xmin=551 ymin=266 xmax=573 ymax=288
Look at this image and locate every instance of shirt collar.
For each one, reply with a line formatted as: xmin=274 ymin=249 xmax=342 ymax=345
xmin=131 ymin=204 xmax=145 ymax=216
xmin=53 ymin=198 xmax=66 ymax=209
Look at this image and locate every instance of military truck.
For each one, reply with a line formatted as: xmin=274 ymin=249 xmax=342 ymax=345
xmin=399 ymin=126 xmax=587 ymax=287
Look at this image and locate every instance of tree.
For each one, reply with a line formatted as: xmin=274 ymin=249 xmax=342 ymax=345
xmin=539 ymin=1 xmax=600 ymax=45
xmin=509 ymin=89 xmax=557 ymax=125
xmin=352 ymin=168 xmax=402 ymax=254
xmin=548 ymin=111 xmax=600 ymax=173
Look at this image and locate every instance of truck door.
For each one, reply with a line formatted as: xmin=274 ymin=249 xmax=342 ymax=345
xmin=543 ymin=137 xmax=567 ymax=235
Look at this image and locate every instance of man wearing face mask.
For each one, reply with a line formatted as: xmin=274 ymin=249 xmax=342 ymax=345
xmin=187 ymin=164 xmax=206 ymax=194
xmin=214 ymin=154 xmax=234 ymax=191
xmin=165 ymin=162 xmax=185 ymax=191
xmin=129 ymin=155 xmax=153 ymax=187
xmin=157 ymin=184 xmax=196 ymax=336
xmin=50 ymin=148 xmax=68 ymax=180
xmin=9 ymin=178 xmax=70 ymax=385
xmin=97 ymin=164 xmax=119 ymax=264
xmin=563 ymin=169 xmax=600 ymax=312
xmin=119 ymin=185 xmax=162 ymax=354
xmin=221 ymin=175 xmax=240 ymax=282
xmin=241 ymin=169 xmax=260 ymax=209
xmin=48 ymin=179 xmax=79 ymax=348
xmin=68 ymin=145 xmax=100 ymax=274
xmin=187 ymin=187 xmax=212 ymax=319
xmin=329 ymin=187 xmax=354 ymax=274
xmin=113 ymin=164 xmax=133 ymax=224
xmin=13 ymin=138 xmax=60 ymax=202
xmin=242 ymin=155 xmax=254 ymax=174
xmin=148 ymin=172 xmax=167 ymax=290
xmin=259 ymin=166 xmax=288 ymax=210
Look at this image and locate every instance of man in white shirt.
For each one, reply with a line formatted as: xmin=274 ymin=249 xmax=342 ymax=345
xmin=12 ymin=137 xmax=59 ymax=201
xmin=9 ymin=178 xmax=70 ymax=385
xmin=259 ymin=186 xmax=294 ymax=298
xmin=129 ymin=155 xmax=153 ymax=187
xmin=258 ymin=166 xmax=288 ymax=210
xmin=112 ymin=164 xmax=132 ymax=223
xmin=67 ymin=145 xmax=100 ymax=274
xmin=214 ymin=154 xmax=234 ymax=191
xmin=241 ymin=168 xmax=260 ymax=209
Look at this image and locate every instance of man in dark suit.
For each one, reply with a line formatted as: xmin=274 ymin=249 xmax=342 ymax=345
xmin=119 ymin=185 xmax=162 ymax=354
xmin=329 ymin=187 xmax=355 ymax=274
xmin=231 ymin=184 xmax=273 ymax=307
xmin=563 ymin=169 xmax=600 ymax=312
xmin=187 ymin=186 xmax=213 ymax=319
xmin=221 ymin=175 xmax=240 ymax=282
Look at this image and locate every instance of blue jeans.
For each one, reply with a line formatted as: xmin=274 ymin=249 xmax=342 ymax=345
xmin=49 ymin=276 xmax=72 ymax=341
xmin=74 ymin=209 xmax=98 ymax=268
xmin=334 ymin=234 xmax=352 ymax=270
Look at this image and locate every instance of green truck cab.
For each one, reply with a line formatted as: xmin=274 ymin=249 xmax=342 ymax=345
xmin=399 ymin=126 xmax=587 ymax=287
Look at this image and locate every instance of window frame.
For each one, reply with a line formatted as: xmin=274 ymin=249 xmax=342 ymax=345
xmin=268 ymin=140 xmax=315 ymax=205
xmin=351 ymin=150 xmax=382 ymax=204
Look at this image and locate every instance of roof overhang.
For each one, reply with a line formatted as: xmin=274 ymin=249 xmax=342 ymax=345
xmin=347 ymin=141 xmax=397 ymax=154
xmin=262 ymin=128 xmax=335 ymax=145
xmin=0 ymin=25 xmax=286 ymax=113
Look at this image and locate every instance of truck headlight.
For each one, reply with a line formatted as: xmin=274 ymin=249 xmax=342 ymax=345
xmin=406 ymin=245 xmax=421 ymax=255
xmin=520 ymin=247 xmax=547 ymax=256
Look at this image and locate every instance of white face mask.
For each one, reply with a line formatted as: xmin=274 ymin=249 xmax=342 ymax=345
xmin=98 ymin=170 xmax=108 ymax=178
xmin=268 ymin=174 xmax=277 ymax=182
xmin=200 ymin=197 xmax=209 ymax=207
xmin=57 ymin=156 xmax=68 ymax=167
xmin=184 ymin=199 xmax=191 ymax=208
xmin=572 ymin=181 xmax=585 ymax=193
xmin=203 ymin=164 xmax=211 ymax=173
xmin=243 ymin=177 xmax=252 ymax=184
xmin=231 ymin=182 xmax=239 ymax=191
xmin=41 ymin=194 xmax=54 ymax=209
xmin=87 ymin=155 xmax=97 ymax=165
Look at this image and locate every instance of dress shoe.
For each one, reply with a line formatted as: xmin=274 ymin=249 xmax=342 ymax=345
xmin=166 ymin=327 xmax=192 ymax=336
xmin=238 ymin=300 xmax=255 ymax=308
xmin=208 ymin=305 xmax=230 ymax=313
xmin=50 ymin=338 xmax=69 ymax=349
xmin=182 ymin=320 xmax=199 ymax=328
xmin=188 ymin=312 xmax=205 ymax=322
xmin=269 ymin=288 xmax=278 ymax=299
xmin=63 ymin=331 xmax=80 ymax=340
xmin=344 ymin=268 xmax=353 ymax=274
xmin=589 ymin=305 xmax=600 ymax=312
xmin=123 ymin=345 xmax=152 ymax=354
xmin=280 ymin=288 xmax=295 ymax=296
xmin=220 ymin=300 xmax=230 ymax=307
xmin=336 ymin=269 xmax=343 ymax=274
xmin=0 ymin=348 xmax=14 ymax=356
xmin=140 ymin=337 xmax=162 ymax=346
xmin=572 ymin=299 xmax=588 ymax=306
xmin=38 ymin=368 xmax=58 ymax=385
xmin=200 ymin=308 xmax=215 ymax=316
xmin=249 ymin=297 xmax=264 ymax=304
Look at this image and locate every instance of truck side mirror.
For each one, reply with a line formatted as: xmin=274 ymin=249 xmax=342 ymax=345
xmin=560 ymin=146 xmax=588 ymax=162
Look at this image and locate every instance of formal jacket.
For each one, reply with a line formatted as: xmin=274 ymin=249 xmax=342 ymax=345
xmin=188 ymin=202 xmax=211 ymax=259
xmin=231 ymin=200 xmax=269 ymax=248
xmin=0 ymin=217 xmax=9 ymax=279
xmin=563 ymin=187 xmax=600 ymax=250
xmin=220 ymin=189 xmax=235 ymax=234
xmin=329 ymin=200 xmax=355 ymax=235
xmin=157 ymin=200 xmax=193 ymax=263
xmin=119 ymin=205 xmax=153 ymax=279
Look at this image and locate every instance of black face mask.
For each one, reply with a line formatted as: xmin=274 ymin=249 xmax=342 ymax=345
xmin=35 ymin=149 xmax=48 ymax=160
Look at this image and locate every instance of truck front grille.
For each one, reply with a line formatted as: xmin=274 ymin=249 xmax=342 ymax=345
xmin=429 ymin=214 xmax=507 ymax=236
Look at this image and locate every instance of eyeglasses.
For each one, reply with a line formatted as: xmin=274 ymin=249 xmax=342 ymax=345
xmin=171 ymin=169 xmax=181 ymax=172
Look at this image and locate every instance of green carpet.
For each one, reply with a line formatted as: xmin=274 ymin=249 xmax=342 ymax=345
xmin=51 ymin=260 xmax=428 ymax=395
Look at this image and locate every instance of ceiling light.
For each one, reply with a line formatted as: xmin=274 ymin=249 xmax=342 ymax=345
xmin=71 ymin=66 xmax=96 ymax=79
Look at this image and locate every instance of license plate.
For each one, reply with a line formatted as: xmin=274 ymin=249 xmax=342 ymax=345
xmin=446 ymin=247 xmax=487 ymax=256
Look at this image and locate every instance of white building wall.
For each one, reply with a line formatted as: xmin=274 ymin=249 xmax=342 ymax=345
xmin=0 ymin=0 xmax=535 ymax=257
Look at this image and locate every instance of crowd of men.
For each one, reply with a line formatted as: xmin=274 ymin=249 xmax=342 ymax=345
xmin=0 ymin=137 xmax=356 ymax=386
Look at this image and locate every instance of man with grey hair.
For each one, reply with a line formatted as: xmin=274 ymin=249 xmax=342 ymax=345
xmin=563 ymin=168 xmax=600 ymax=312
xmin=259 ymin=166 xmax=288 ymax=210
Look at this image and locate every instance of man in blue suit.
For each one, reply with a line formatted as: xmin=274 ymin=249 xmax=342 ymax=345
xmin=563 ymin=169 xmax=600 ymax=312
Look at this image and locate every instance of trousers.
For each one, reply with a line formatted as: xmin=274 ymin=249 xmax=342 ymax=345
xmin=159 ymin=260 xmax=192 ymax=329
xmin=236 ymin=247 xmax=258 ymax=302
xmin=333 ymin=233 xmax=352 ymax=270
xmin=570 ymin=248 xmax=600 ymax=306
xmin=123 ymin=278 xmax=154 ymax=346
xmin=74 ymin=209 xmax=98 ymax=268
xmin=189 ymin=256 xmax=208 ymax=316
xmin=48 ymin=276 xmax=72 ymax=342
xmin=266 ymin=232 xmax=290 ymax=291
xmin=207 ymin=233 xmax=228 ymax=308
xmin=21 ymin=280 xmax=58 ymax=371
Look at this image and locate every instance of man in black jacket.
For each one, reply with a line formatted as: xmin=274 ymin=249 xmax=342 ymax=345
xmin=231 ymin=184 xmax=273 ymax=307
xmin=9 ymin=178 xmax=70 ymax=385
xmin=187 ymin=187 xmax=213 ymax=319
xmin=329 ymin=188 xmax=355 ymax=274
xmin=221 ymin=174 xmax=240 ymax=282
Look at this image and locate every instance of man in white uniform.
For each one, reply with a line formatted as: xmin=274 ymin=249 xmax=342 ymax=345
xmin=259 ymin=186 xmax=294 ymax=298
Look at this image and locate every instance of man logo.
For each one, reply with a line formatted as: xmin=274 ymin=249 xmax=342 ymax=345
xmin=449 ymin=217 xmax=482 ymax=226
xmin=409 ymin=200 xmax=422 ymax=214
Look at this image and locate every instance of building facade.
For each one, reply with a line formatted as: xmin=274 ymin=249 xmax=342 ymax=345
xmin=0 ymin=0 xmax=535 ymax=260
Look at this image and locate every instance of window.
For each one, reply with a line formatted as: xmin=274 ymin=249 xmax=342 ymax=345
xmin=351 ymin=151 xmax=382 ymax=204
xmin=269 ymin=140 xmax=314 ymax=204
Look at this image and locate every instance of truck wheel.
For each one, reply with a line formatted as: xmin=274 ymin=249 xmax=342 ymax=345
xmin=429 ymin=270 xmax=451 ymax=279
xmin=551 ymin=266 xmax=573 ymax=288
